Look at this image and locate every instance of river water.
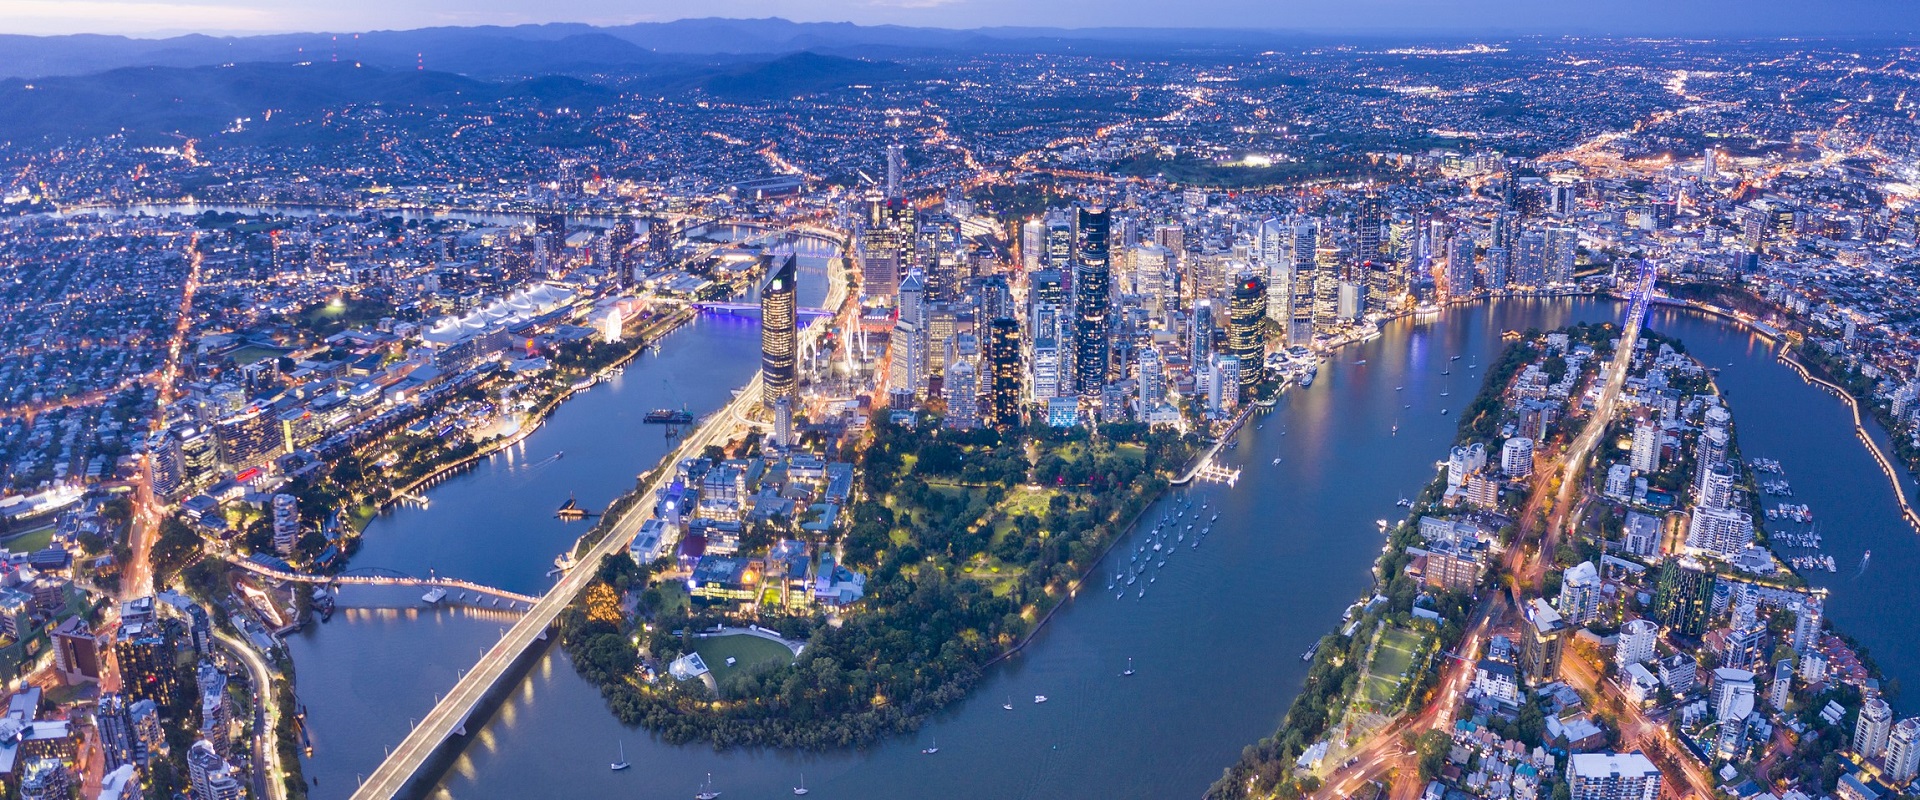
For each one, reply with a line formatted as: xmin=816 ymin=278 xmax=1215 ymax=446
xmin=289 ymin=296 xmax=1920 ymax=799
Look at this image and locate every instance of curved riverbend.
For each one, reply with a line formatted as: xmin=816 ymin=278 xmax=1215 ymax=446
xmin=289 ymin=297 xmax=1920 ymax=800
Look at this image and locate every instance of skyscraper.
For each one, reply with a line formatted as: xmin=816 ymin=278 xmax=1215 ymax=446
xmin=1354 ymin=194 xmax=1385 ymax=265
xmin=1547 ymin=226 xmax=1578 ymax=285
xmin=942 ymin=358 xmax=979 ymax=430
xmin=760 ymin=254 xmax=798 ymax=408
xmin=1190 ymin=301 xmax=1215 ymax=375
xmin=1858 ymin=697 xmax=1896 ymax=760
xmin=1651 ymin=558 xmax=1715 ymax=636
xmin=114 ymin=599 xmax=183 ymax=708
xmin=1445 ymin=234 xmax=1475 ymax=297
xmin=1520 ymin=597 xmax=1567 ymax=683
xmin=96 ymin=694 xmax=137 ymax=770
xmin=885 ymin=142 xmax=904 ymax=199
xmin=272 ymin=493 xmax=300 ymax=555
xmin=1287 ymin=217 xmax=1317 ymax=344
xmin=1072 ymin=208 xmax=1112 ymax=398
xmin=1630 ymin=421 xmax=1661 ymax=473
xmin=197 ymin=660 xmax=232 ymax=759
xmin=985 ymin=318 xmax=1023 ymax=431
xmin=1886 ymin=717 xmax=1920 ymax=784
xmin=1228 ymin=275 xmax=1267 ymax=398
xmin=1257 ymin=217 xmax=1292 ymax=325
xmin=186 ymin=740 xmax=246 ymax=800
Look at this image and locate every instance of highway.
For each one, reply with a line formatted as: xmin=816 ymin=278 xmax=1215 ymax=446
xmin=349 ymin=221 xmax=849 ymax=800
xmin=349 ymin=370 xmax=764 ymax=800
xmin=216 ymin=630 xmax=288 ymax=800
xmin=124 ymin=234 xmax=206 ymax=599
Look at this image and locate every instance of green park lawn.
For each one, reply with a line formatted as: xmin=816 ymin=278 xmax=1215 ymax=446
xmin=1361 ymin=626 xmax=1426 ymax=707
xmin=692 ymin=633 xmax=794 ymax=684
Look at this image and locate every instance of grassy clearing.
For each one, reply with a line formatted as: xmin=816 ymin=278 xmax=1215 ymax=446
xmin=1360 ymin=626 xmax=1425 ymax=707
xmin=3 ymin=526 xmax=55 ymax=553
xmin=693 ymin=633 xmax=794 ymax=684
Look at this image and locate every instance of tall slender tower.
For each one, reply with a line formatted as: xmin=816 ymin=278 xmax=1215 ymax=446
xmin=885 ymin=143 xmax=905 ymax=199
xmin=1072 ymin=208 xmax=1111 ymax=398
xmin=985 ymin=318 xmax=1023 ymax=431
xmin=1228 ymin=275 xmax=1267 ymax=397
xmin=760 ymin=254 xmax=798 ymax=408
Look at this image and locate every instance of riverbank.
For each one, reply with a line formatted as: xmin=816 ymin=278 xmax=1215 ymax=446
xmin=556 ymin=418 xmax=1202 ymax=750
xmin=1205 ymin=331 xmax=1554 ymax=800
xmin=376 ymin=306 xmax=696 ymax=519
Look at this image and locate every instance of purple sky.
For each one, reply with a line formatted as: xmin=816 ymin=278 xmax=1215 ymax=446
xmin=1 ymin=0 xmax=1914 ymax=38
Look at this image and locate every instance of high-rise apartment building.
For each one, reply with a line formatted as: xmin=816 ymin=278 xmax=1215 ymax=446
xmin=984 ymin=318 xmax=1022 ymax=431
xmin=1072 ymin=208 xmax=1112 ymax=397
xmin=1227 ymin=275 xmax=1267 ymax=397
xmin=1630 ymin=421 xmax=1661 ymax=473
xmin=760 ymin=254 xmax=798 ymax=408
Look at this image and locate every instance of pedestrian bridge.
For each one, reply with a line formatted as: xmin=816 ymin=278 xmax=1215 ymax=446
xmin=226 ymin=557 xmax=539 ymax=611
xmin=690 ymin=301 xmax=835 ymax=320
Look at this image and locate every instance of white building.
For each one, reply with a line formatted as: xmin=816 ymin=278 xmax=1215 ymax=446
xmin=1557 ymin=560 xmax=1601 ymax=626
xmin=1605 ymin=462 xmax=1632 ymax=500
xmin=1567 ymin=752 xmax=1661 ymax=800
xmin=1630 ymin=421 xmax=1661 ymax=473
xmin=1685 ymin=506 xmax=1754 ymax=560
xmin=1886 ymin=717 xmax=1920 ymax=785
xmin=271 ymin=493 xmax=300 ymax=556
xmin=1448 ymin=443 xmax=1488 ymax=487
xmin=1617 ymin=619 xmax=1658 ymax=669
xmin=1858 ymin=697 xmax=1895 ymax=760
xmin=1502 ymin=437 xmax=1535 ymax=478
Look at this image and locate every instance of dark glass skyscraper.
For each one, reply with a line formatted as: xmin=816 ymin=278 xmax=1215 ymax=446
xmin=1228 ymin=275 xmax=1267 ymax=396
xmin=985 ymin=318 xmax=1023 ymax=431
xmin=760 ymin=254 xmax=798 ymax=408
xmin=1072 ymin=208 xmax=1111 ymax=398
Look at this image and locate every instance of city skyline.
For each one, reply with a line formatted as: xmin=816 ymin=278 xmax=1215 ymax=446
xmin=3 ymin=12 xmax=1920 ymax=800
xmin=2 ymin=1 xmax=1917 ymax=38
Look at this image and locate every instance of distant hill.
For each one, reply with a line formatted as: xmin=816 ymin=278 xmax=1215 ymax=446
xmin=698 ymin=52 xmax=923 ymax=100
xmin=0 ymin=19 xmax=1318 ymax=81
xmin=0 ymin=62 xmax=613 ymax=142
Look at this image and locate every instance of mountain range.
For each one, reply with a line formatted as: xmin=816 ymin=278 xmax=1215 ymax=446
xmin=0 ymin=18 xmax=1305 ymax=81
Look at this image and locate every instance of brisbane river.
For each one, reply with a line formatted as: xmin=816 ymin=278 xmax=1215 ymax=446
xmin=288 ymin=296 xmax=1920 ymax=799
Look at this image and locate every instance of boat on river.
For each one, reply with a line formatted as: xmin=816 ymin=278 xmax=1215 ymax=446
xmin=612 ymin=741 xmax=630 ymax=771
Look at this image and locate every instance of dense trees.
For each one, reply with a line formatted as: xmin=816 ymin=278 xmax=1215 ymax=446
xmin=559 ymin=417 xmax=1197 ymax=749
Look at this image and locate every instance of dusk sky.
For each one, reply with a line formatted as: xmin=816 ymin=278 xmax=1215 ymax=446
xmin=1 ymin=0 xmax=1916 ymax=38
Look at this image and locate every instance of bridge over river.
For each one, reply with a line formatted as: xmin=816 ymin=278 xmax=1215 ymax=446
xmin=227 ymin=557 xmax=540 ymax=611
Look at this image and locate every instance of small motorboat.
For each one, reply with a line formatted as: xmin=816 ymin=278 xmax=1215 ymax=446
xmin=1034 ymin=695 xmax=1049 ymax=704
